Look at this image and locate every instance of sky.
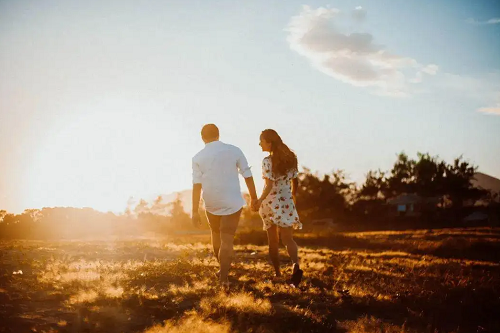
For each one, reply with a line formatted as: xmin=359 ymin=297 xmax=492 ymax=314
xmin=1 ymin=0 xmax=499 ymax=214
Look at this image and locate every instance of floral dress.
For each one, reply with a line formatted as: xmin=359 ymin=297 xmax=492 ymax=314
xmin=259 ymin=156 xmax=302 ymax=230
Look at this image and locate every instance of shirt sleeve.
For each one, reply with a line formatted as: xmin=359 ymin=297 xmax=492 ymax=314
xmin=262 ymin=157 xmax=274 ymax=180
xmin=192 ymin=157 xmax=202 ymax=184
xmin=236 ymin=149 xmax=253 ymax=178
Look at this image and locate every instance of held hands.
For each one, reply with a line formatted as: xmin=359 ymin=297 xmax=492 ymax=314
xmin=251 ymin=198 xmax=261 ymax=212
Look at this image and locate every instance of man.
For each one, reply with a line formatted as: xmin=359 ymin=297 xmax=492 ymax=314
xmin=192 ymin=124 xmax=258 ymax=287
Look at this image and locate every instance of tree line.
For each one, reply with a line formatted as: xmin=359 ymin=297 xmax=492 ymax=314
xmin=244 ymin=152 xmax=498 ymax=228
xmin=1 ymin=152 xmax=498 ymax=239
xmin=0 ymin=194 xmax=193 ymax=239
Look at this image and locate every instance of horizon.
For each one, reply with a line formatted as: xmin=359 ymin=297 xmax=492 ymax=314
xmin=2 ymin=167 xmax=499 ymax=216
xmin=1 ymin=0 xmax=499 ymax=214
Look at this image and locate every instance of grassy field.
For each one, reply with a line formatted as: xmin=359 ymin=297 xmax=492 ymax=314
xmin=1 ymin=227 xmax=499 ymax=333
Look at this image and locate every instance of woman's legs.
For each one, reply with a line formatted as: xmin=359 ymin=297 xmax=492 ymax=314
xmin=266 ymin=225 xmax=281 ymax=276
xmin=279 ymin=227 xmax=299 ymax=271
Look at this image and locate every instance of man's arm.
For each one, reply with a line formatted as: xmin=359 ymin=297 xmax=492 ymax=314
xmin=237 ymin=150 xmax=257 ymax=200
xmin=192 ymin=184 xmax=201 ymax=214
xmin=244 ymin=177 xmax=258 ymax=201
xmin=191 ymin=183 xmax=202 ymax=228
xmin=192 ymin=183 xmax=202 ymax=215
xmin=191 ymin=158 xmax=203 ymax=227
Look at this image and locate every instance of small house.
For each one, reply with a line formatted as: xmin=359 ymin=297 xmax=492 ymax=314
xmin=386 ymin=194 xmax=440 ymax=217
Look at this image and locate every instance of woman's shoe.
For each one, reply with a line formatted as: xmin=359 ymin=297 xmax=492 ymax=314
xmin=290 ymin=265 xmax=303 ymax=287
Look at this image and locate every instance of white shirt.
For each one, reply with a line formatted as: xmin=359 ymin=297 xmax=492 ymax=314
xmin=192 ymin=141 xmax=253 ymax=215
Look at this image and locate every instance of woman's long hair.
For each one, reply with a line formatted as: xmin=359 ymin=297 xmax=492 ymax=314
xmin=261 ymin=129 xmax=298 ymax=177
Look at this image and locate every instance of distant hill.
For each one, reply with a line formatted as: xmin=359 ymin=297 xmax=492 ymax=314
xmin=472 ymin=172 xmax=500 ymax=193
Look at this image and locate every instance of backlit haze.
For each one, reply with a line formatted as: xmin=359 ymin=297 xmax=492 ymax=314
xmin=1 ymin=0 xmax=499 ymax=213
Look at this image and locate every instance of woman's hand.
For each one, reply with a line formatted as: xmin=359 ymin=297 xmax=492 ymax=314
xmin=251 ymin=199 xmax=262 ymax=211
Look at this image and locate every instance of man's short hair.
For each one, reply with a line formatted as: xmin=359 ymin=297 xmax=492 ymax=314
xmin=201 ymin=124 xmax=219 ymax=140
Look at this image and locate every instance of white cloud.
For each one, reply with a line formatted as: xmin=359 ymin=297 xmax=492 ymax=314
xmin=478 ymin=105 xmax=500 ymax=115
xmin=478 ymin=91 xmax=500 ymax=115
xmin=422 ymin=64 xmax=439 ymax=75
xmin=466 ymin=17 xmax=500 ymax=25
xmin=286 ymin=6 xmax=438 ymax=97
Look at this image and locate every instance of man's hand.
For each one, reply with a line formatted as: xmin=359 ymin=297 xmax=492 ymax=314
xmin=244 ymin=177 xmax=259 ymax=210
xmin=192 ymin=211 xmax=201 ymax=228
xmin=251 ymin=198 xmax=261 ymax=212
xmin=192 ymin=183 xmax=202 ymax=228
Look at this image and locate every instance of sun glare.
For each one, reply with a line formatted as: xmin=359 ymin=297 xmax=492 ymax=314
xmin=22 ymin=100 xmax=189 ymax=213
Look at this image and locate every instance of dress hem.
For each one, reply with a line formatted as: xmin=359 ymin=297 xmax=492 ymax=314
xmin=263 ymin=221 xmax=303 ymax=231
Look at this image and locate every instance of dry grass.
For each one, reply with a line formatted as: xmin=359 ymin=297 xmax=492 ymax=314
xmin=338 ymin=316 xmax=418 ymax=333
xmin=0 ymin=228 xmax=499 ymax=332
xmin=145 ymin=315 xmax=232 ymax=333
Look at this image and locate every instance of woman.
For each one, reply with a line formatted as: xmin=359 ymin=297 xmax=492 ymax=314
xmin=255 ymin=129 xmax=303 ymax=285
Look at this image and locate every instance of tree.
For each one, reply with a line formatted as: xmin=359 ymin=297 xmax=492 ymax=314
xmin=295 ymin=168 xmax=351 ymax=222
xmin=23 ymin=209 xmax=42 ymax=222
xmin=412 ymin=153 xmax=447 ymax=197
xmin=444 ymin=156 xmax=487 ymax=208
xmin=150 ymin=195 xmax=169 ymax=216
xmin=368 ymin=152 xmax=489 ymax=209
xmin=167 ymin=193 xmax=191 ymax=229
xmin=134 ymin=199 xmax=150 ymax=216
xmin=358 ymin=170 xmax=387 ymax=200
xmin=386 ymin=152 xmax=415 ymax=196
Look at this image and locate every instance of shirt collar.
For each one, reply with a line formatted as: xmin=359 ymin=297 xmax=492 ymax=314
xmin=205 ymin=140 xmax=222 ymax=147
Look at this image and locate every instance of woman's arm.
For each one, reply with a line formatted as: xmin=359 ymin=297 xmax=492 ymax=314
xmin=259 ymin=178 xmax=274 ymax=202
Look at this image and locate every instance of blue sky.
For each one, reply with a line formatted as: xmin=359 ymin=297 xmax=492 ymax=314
xmin=1 ymin=0 xmax=499 ymax=213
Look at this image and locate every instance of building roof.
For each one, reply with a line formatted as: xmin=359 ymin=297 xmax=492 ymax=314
xmin=387 ymin=193 xmax=421 ymax=205
xmin=387 ymin=193 xmax=441 ymax=205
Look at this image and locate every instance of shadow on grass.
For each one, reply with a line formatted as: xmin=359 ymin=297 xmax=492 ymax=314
xmin=236 ymin=227 xmax=500 ymax=262
xmin=1 ymin=230 xmax=500 ymax=333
